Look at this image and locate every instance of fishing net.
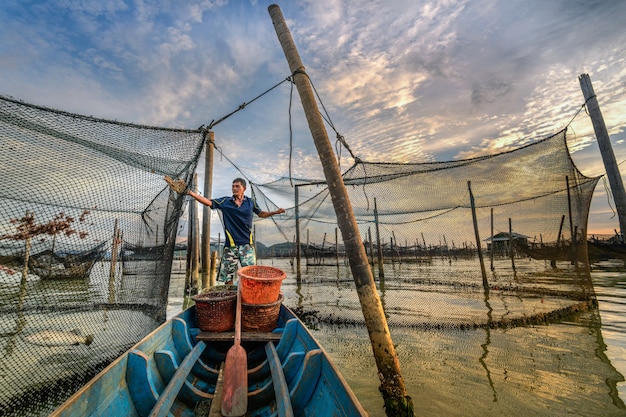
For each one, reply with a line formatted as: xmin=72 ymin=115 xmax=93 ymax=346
xmin=0 ymin=95 xmax=204 ymax=415
xmin=249 ymin=128 xmax=601 ymax=328
xmin=0 ymin=90 xmax=606 ymax=416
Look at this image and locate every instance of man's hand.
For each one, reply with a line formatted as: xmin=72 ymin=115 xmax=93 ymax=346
xmin=164 ymin=176 xmax=188 ymax=194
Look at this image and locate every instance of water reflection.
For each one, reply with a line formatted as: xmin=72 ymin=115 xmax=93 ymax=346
xmin=266 ymin=257 xmax=626 ymax=416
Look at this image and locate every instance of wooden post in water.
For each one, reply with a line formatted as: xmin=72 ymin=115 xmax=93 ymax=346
xmin=468 ymin=181 xmax=488 ymax=289
xmin=190 ymin=174 xmax=200 ymax=294
xmin=566 ymin=176 xmax=578 ymax=267
xmin=108 ymin=219 xmax=120 ymax=303
xmin=508 ymin=218 xmax=515 ymax=272
xmin=202 ymin=131 xmax=215 ymax=290
xmin=295 ymin=185 xmax=302 ymax=280
xmin=368 ymin=227 xmax=374 ymax=265
xmin=490 ymin=208 xmax=494 ymax=270
xmin=305 ymin=229 xmax=309 ymax=268
xmin=374 ymin=198 xmax=384 ymax=279
xmin=579 ymin=74 xmax=626 ymax=240
xmin=268 ymin=5 xmax=413 ymax=415
xmin=335 ymin=227 xmax=339 ymax=267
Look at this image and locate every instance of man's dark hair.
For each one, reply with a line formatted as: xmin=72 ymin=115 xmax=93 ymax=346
xmin=233 ymin=177 xmax=246 ymax=188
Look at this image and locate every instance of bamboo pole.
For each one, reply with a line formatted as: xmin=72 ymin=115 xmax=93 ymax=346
xmin=108 ymin=219 xmax=120 ymax=303
xmin=509 ymin=218 xmax=515 ymax=272
xmin=368 ymin=227 xmax=374 ymax=265
xmin=468 ymin=181 xmax=488 ymax=289
xmin=335 ymin=227 xmax=339 ymax=267
xmin=490 ymin=208 xmax=494 ymax=270
xmin=374 ymin=198 xmax=384 ymax=278
xmin=579 ymin=74 xmax=626 ymax=239
xmin=295 ymin=185 xmax=302 ymax=278
xmin=202 ymin=131 xmax=215 ymax=290
xmin=190 ymin=174 xmax=200 ymax=293
xmin=268 ymin=5 xmax=413 ymax=415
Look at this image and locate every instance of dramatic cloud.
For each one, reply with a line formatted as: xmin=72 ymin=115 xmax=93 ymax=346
xmin=1 ymin=0 xmax=625 ymax=232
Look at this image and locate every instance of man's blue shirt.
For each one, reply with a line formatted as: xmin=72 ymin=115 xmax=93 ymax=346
xmin=211 ymin=196 xmax=261 ymax=246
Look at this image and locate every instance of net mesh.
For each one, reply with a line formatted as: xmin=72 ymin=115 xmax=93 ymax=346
xmin=0 ymin=95 xmax=203 ymax=415
xmin=249 ymin=128 xmax=600 ymax=327
xmin=0 ymin=93 xmax=604 ymax=415
xmin=253 ymin=129 xmax=598 ymax=250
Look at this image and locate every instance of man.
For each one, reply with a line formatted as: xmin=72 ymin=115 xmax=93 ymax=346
xmin=175 ymin=177 xmax=285 ymax=284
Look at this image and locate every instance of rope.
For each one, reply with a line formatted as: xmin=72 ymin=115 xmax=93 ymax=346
xmin=289 ymin=69 xmax=371 ymax=210
xmin=206 ymin=77 xmax=292 ymax=130
xmin=290 ymin=70 xmax=360 ymax=163
xmin=564 ymin=95 xmax=596 ymax=130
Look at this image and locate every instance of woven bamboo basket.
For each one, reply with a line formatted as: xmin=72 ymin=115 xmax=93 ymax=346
xmin=242 ymin=293 xmax=284 ymax=332
xmin=192 ymin=289 xmax=237 ymax=332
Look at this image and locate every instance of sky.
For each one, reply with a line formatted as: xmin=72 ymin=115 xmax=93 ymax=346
xmin=1 ymin=0 xmax=626 ymax=235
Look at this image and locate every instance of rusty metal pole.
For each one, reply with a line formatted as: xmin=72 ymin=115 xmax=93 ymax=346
xmin=268 ymin=5 xmax=414 ymax=415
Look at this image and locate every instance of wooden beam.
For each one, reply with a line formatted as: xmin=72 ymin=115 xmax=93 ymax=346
xmin=196 ymin=331 xmax=282 ymax=343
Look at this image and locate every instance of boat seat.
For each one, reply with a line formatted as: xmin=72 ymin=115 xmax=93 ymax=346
xmin=265 ymin=342 xmax=295 ymax=417
xmin=173 ymin=318 xmax=221 ymax=381
xmin=154 ymin=349 xmax=213 ymax=404
xmin=126 ymin=341 xmax=207 ymax=417
xmin=148 ymin=340 xmax=206 ymax=417
xmin=288 ymin=349 xmax=323 ymax=414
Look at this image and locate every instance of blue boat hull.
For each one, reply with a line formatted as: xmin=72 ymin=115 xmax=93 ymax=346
xmin=50 ymin=305 xmax=368 ymax=417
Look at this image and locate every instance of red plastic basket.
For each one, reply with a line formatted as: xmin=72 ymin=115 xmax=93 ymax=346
xmin=238 ymin=265 xmax=286 ymax=305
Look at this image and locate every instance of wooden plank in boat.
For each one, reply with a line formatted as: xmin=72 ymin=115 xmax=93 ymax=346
xmin=196 ymin=331 xmax=282 ymax=342
xmin=208 ymin=363 xmax=225 ymax=417
xmin=265 ymin=342 xmax=294 ymax=417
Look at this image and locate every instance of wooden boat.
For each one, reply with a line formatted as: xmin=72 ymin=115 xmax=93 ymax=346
xmin=50 ymin=304 xmax=368 ymax=417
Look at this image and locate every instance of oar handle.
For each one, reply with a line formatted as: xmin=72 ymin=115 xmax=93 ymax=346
xmin=234 ymin=285 xmax=242 ymax=346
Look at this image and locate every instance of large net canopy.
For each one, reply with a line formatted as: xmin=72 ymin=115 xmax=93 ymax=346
xmin=248 ymin=128 xmax=600 ymax=327
xmin=0 ymin=90 xmax=604 ymax=415
xmin=253 ymin=129 xmax=598 ymax=253
xmin=0 ymin=96 xmax=204 ymax=415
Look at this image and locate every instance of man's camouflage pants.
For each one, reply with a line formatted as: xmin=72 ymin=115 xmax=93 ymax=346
xmin=218 ymin=244 xmax=256 ymax=284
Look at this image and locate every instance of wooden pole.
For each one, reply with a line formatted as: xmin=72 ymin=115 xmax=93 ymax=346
xmin=202 ymin=131 xmax=215 ymax=290
xmin=191 ymin=174 xmax=200 ymax=294
xmin=109 ymin=219 xmax=120 ymax=303
xmin=268 ymin=5 xmax=413 ymax=415
xmin=295 ymin=185 xmax=302 ymax=279
xmin=566 ymin=176 xmax=577 ymax=265
xmin=374 ymin=198 xmax=384 ymax=279
xmin=367 ymin=227 xmax=374 ymax=265
xmin=335 ymin=227 xmax=339 ymax=267
xmin=490 ymin=208 xmax=494 ymax=270
xmin=579 ymin=74 xmax=626 ymax=239
xmin=305 ymin=229 xmax=309 ymax=273
xmin=468 ymin=181 xmax=488 ymax=289
xmin=508 ymin=218 xmax=516 ymax=272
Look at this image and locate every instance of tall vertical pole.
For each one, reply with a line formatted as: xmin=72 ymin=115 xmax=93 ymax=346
xmin=295 ymin=185 xmax=301 ymax=279
xmin=374 ymin=198 xmax=384 ymax=279
xmin=490 ymin=208 xmax=494 ymax=270
xmin=508 ymin=218 xmax=515 ymax=272
xmin=191 ymin=174 xmax=200 ymax=294
xmin=579 ymin=73 xmax=626 ymax=239
xmin=202 ymin=131 xmax=215 ymax=290
xmin=468 ymin=181 xmax=488 ymax=289
xmin=268 ymin=5 xmax=413 ymax=415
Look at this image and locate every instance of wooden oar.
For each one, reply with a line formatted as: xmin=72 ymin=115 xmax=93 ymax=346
xmin=221 ymin=284 xmax=248 ymax=416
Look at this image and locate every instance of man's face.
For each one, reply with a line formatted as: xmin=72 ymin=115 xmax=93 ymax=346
xmin=232 ymin=181 xmax=245 ymax=198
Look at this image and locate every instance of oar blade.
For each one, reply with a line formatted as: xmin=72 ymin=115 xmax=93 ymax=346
xmin=221 ymin=345 xmax=248 ymax=416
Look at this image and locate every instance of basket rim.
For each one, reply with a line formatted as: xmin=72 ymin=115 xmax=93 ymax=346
xmin=238 ymin=265 xmax=286 ymax=281
xmin=191 ymin=291 xmax=237 ymax=302
xmin=241 ymin=293 xmax=284 ymax=307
